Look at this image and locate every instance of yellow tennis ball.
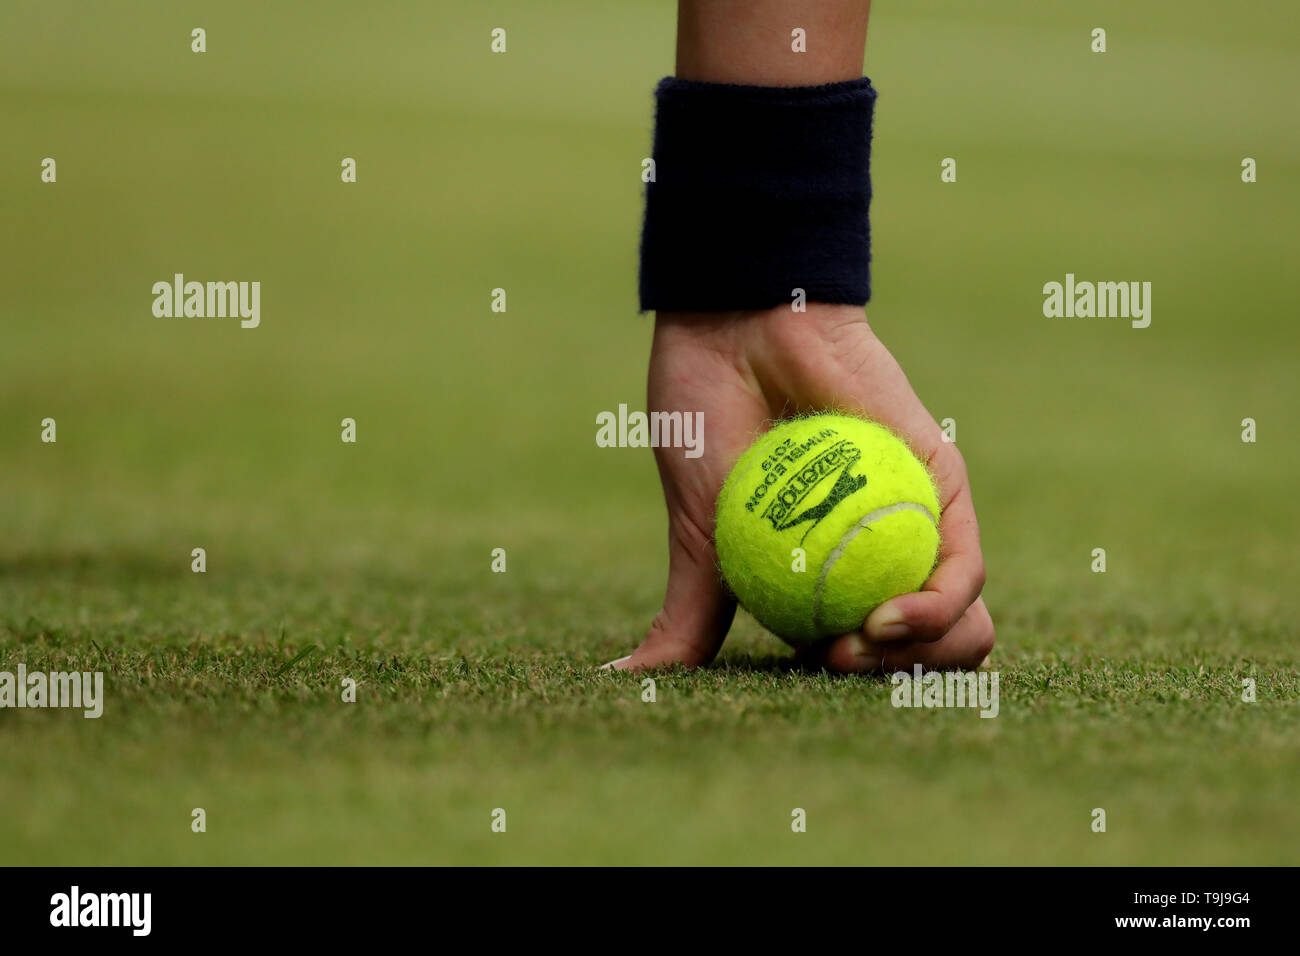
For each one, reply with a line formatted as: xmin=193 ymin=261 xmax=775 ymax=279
xmin=715 ymin=413 xmax=940 ymax=645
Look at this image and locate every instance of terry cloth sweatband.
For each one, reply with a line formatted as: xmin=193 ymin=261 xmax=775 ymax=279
xmin=639 ymin=76 xmax=877 ymax=312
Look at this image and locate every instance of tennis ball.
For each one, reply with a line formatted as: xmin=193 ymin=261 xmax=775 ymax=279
xmin=715 ymin=413 xmax=940 ymax=645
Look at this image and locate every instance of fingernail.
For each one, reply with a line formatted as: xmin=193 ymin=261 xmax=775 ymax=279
xmin=847 ymin=635 xmax=891 ymax=671
xmin=599 ymin=655 xmax=632 ymax=671
xmin=866 ymin=603 xmax=910 ymax=641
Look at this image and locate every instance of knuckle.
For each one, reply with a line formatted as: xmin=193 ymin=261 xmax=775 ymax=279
xmin=970 ymin=605 xmax=996 ymax=661
xmin=934 ymin=442 xmax=969 ymax=482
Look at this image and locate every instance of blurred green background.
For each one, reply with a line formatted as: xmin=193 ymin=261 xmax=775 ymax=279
xmin=1 ymin=1 xmax=1297 ymax=864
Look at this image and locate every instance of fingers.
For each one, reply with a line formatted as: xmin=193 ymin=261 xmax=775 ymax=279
xmin=800 ymin=596 xmax=995 ymax=674
xmin=864 ymin=444 xmax=986 ymax=643
xmin=777 ymin=318 xmax=987 ymax=647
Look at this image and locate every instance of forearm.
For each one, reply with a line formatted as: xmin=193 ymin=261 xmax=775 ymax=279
xmin=675 ymin=0 xmax=870 ymax=86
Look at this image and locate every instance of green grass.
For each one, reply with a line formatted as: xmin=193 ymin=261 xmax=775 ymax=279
xmin=2 ymin=0 xmax=1298 ymax=865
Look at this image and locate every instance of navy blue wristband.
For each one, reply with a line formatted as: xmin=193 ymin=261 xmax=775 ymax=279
xmin=638 ymin=76 xmax=877 ymax=313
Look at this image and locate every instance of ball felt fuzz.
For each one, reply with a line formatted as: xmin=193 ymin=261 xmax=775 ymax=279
xmin=715 ymin=414 xmax=940 ymax=645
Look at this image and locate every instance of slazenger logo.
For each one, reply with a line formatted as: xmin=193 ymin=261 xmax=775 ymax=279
xmin=761 ymin=439 xmax=866 ymax=539
xmin=49 ymin=886 xmax=151 ymax=936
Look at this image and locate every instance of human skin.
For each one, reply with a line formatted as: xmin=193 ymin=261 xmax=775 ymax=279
xmin=611 ymin=1 xmax=994 ymax=672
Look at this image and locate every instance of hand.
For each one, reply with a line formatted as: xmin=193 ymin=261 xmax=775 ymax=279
xmin=607 ymin=303 xmax=994 ymax=673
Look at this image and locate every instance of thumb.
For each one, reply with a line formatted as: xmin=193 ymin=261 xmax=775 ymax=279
xmin=605 ymin=512 xmax=735 ymax=671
